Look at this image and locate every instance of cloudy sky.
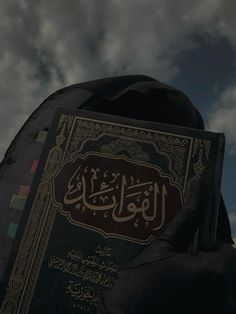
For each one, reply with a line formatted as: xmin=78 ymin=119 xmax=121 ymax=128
xmin=1 ymin=0 xmax=236 ymax=240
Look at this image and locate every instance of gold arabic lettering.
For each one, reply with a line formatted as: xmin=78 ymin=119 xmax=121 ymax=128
xmin=62 ymin=166 xmax=168 ymax=230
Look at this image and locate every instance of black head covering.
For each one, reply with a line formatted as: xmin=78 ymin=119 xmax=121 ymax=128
xmin=0 ymin=76 xmax=232 ymax=284
xmin=79 ymin=75 xmax=205 ymax=129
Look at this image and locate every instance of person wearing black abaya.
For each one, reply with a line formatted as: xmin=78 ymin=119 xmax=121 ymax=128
xmin=0 ymin=75 xmax=234 ymax=313
xmin=73 ymin=75 xmax=236 ymax=314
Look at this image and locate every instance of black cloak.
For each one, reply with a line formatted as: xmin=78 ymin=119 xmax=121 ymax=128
xmin=0 ymin=75 xmax=233 ymax=283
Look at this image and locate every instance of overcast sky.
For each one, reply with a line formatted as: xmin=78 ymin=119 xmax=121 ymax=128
xmin=0 ymin=0 xmax=236 ymax=239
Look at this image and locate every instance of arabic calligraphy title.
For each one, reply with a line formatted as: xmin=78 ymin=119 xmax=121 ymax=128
xmin=53 ymin=154 xmax=181 ymax=242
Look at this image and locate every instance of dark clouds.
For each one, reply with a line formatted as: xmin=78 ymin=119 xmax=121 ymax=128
xmin=1 ymin=0 xmax=236 ymax=237
xmin=1 ymin=0 xmax=236 ymax=160
xmin=208 ymin=85 xmax=236 ymax=153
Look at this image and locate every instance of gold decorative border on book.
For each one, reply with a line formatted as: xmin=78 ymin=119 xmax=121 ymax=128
xmin=0 ymin=115 xmax=69 ymax=313
xmin=64 ymin=117 xmax=194 ymax=189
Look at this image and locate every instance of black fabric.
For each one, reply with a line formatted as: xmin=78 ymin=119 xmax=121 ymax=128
xmin=97 ymin=183 xmax=236 ymax=314
xmin=0 ymin=88 xmax=92 ymax=279
xmin=217 ymin=196 xmax=234 ymax=244
xmin=79 ymin=76 xmax=205 ymax=130
xmin=0 ymin=75 xmax=234 ymax=312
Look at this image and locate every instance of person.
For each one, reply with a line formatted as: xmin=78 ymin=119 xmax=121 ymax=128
xmin=96 ymin=187 xmax=236 ymax=314
xmin=74 ymin=75 xmax=236 ymax=313
xmin=0 ymin=75 xmax=234 ymax=313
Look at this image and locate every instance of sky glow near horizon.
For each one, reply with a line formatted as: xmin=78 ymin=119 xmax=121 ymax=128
xmin=0 ymin=0 xmax=236 ymax=239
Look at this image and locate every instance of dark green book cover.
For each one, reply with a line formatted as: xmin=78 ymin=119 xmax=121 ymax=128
xmin=0 ymin=108 xmax=225 ymax=313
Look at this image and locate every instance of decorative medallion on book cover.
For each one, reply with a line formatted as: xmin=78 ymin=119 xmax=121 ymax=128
xmin=53 ymin=153 xmax=182 ymax=244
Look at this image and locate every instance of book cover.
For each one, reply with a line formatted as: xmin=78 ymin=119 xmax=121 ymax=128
xmin=0 ymin=107 xmax=225 ymax=313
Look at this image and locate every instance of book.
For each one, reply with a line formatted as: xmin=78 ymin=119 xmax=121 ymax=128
xmin=0 ymin=107 xmax=225 ymax=313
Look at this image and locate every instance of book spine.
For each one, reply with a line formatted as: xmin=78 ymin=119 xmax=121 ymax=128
xmin=210 ymin=133 xmax=225 ymax=246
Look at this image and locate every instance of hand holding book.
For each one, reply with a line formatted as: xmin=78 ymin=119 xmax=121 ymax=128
xmin=98 ymin=183 xmax=236 ymax=314
xmin=0 ymin=75 xmax=234 ymax=313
